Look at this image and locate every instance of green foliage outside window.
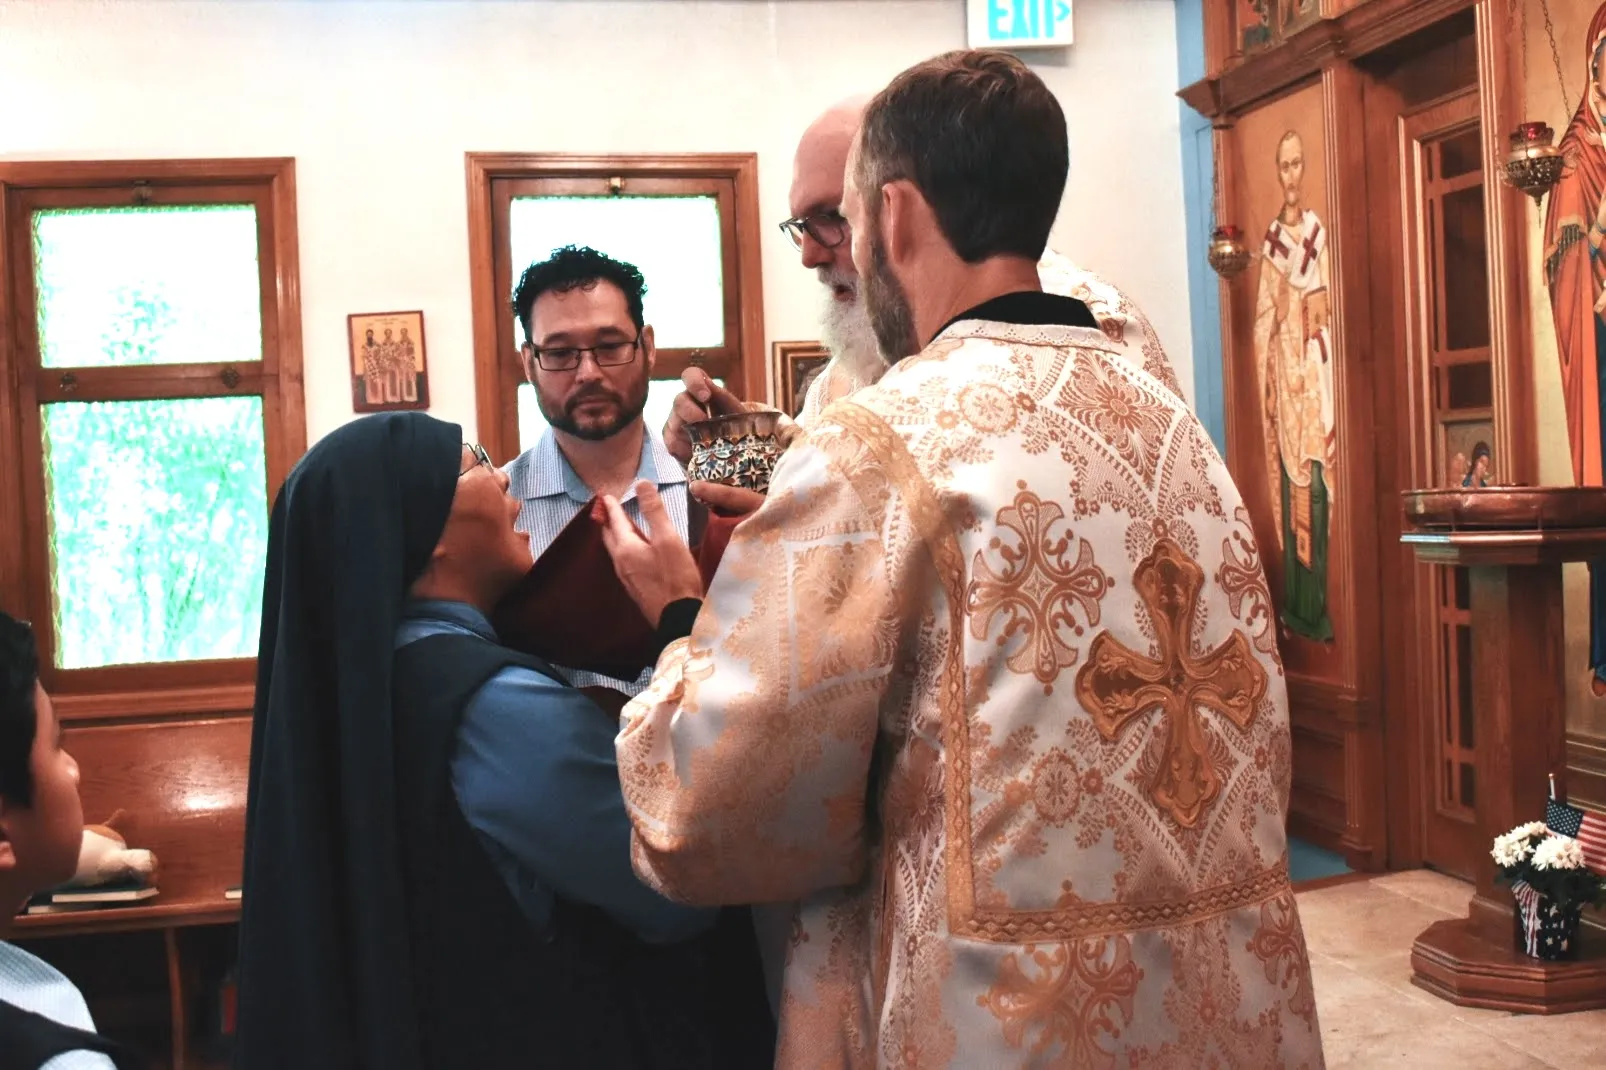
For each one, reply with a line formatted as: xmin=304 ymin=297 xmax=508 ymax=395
xmin=30 ymin=206 xmax=269 ymax=670
xmin=44 ymin=396 xmax=267 ymax=669
xmin=34 ymin=204 xmax=261 ymax=369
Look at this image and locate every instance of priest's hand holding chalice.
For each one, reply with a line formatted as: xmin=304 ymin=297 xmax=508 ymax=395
xmin=664 ymin=367 xmax=797 ymax=517
xmin=603 ymin=368 xmax=791 ymax=621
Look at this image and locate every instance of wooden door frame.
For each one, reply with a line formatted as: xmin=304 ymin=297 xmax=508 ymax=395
xmin=1397 ymin=87 xmax=1487 ymax=877
xmin=463 ymin=153 xmax=766 ymax=463
xmin=1375 ymin=3 xmax=1535 ymax=870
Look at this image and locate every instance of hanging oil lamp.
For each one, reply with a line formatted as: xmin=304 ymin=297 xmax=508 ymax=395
xmin=1501 ymin=1 xmax=1571 ymax=208
xmin=1503 ymin=122 xmax=1564 ymax=205
xmin=1205 ymin=143 xmax=1251 ymax=280
xmin=1208 ymin=225 xmax=1252 ymax=279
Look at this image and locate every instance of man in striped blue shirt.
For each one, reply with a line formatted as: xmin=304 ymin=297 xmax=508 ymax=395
xmin=503 ymin=246 xmax=690 ymax=696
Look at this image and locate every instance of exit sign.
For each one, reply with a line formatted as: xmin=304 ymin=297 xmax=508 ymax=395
xmin=968 ymin=0 xmax=1073 ymax=49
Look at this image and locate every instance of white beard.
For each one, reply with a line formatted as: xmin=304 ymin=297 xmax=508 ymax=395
xmin=817 ymin=279 xmax=890 ymax=387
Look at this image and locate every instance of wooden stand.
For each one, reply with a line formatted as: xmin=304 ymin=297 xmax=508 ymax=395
xmin=1400 ymin=525 xmax=1606 ymax=1013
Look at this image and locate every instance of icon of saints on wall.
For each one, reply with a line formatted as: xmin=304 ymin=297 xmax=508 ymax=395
xmin=349 ymin=311 xmax=429 ymax=413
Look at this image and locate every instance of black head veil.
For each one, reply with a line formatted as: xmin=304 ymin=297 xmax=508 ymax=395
xmin=235 ymin=412 xmax=460 ymax=1070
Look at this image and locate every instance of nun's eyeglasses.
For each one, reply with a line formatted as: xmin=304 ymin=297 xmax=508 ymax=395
xmin=460 ymin=443 xmax=492 ymax=477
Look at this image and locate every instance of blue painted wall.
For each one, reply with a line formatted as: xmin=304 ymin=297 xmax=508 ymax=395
xmin=1175 ymin=0 xmax=1226 ymax=450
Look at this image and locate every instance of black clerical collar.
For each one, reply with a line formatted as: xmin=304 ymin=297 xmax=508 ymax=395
xmin=934 ymin=290 xmax=1098 ymax=340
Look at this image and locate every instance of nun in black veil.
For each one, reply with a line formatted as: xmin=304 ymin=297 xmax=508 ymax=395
xmin=234 ymin=412 xmax=773 ymax=1070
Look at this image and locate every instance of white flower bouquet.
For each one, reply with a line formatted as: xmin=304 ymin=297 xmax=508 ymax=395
xmin=1491 ymin=822 xmax=1605 ymax=960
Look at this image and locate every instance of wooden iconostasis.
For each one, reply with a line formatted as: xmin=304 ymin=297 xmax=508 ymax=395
xmin=1186 ymin=0 xmax=1606 ymax=883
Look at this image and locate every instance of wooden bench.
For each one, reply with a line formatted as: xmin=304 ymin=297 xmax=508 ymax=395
xmin=13 ymin=715 xmax=251 ymax=1069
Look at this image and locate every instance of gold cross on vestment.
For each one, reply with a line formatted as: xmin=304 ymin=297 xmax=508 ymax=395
xmin=1074 ymin=538 xmax=1268 ymax=829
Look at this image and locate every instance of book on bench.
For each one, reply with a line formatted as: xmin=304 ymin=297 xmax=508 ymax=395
xmin=24 ymin=879 xmax=159 ymax=914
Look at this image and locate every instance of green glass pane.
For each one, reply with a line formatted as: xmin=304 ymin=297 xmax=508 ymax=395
xmin=42 ymin=397 xmax=268 ymax=669
xmin=517 ymin=379 xmax=716 ymax=455
xmin=33 ymin=205 xmax=262 ymax=368
xmin=509 ymin=196 xmax=724 ymax=350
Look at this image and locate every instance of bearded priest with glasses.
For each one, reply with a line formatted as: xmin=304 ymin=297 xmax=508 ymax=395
xmin=773 ymin=200 xmax=1186 ymax=432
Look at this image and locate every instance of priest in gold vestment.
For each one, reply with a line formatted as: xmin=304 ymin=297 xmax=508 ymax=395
xmin=796 ymin=246 xmax=1186 ymax=427
xmin=668 ymin=94 xmax=1186 ymax=461
xmin=604 ymin=51 xmax=1322 ymax=1068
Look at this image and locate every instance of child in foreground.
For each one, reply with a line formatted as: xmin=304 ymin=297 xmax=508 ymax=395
xmin=0 ymin=610 xmax=143 ymax=1069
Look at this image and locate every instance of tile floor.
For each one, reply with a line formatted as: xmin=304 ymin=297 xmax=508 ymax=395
xmin=1299 ymin=871 xmax=1606 ymax=1068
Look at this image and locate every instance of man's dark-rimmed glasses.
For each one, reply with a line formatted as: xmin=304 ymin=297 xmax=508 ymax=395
xmin=525 ymin=337 xmax=641 ymax=373
xmin=778 ymin=210 xmax=848 ymax=251
xmin=460 ymin=442 xmax=492 ymax=477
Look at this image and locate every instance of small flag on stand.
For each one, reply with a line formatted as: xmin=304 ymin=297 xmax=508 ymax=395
xmin=1545 ymin=796 xmax=1606 ymax=875
xmin=1511 ymin=877 xmax=1542 ymax=955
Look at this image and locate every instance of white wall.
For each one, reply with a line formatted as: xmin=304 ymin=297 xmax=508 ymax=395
xmin=0 ymin=0 xmax=1190 ymax=444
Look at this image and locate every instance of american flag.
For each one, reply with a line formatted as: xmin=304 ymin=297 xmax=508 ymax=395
xmin=1511 ymin=878 xmax=1542 ymax=955
xmin=1545 ymin=798 xmax=1606 ymax=874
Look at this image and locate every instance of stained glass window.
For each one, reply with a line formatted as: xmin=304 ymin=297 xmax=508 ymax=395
xmin=33 ymin=205 xmax=261 ymax=368
xmin=21 ymin=196 xmax=278 ymax=674
xmin=42 ymin=398 xmax=268 ymax=669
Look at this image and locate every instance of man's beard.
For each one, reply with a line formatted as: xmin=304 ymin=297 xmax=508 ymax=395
xmin=863 ymin=222 xmax=920 ymax=362
xmin=539 ymin=377 xmax=648 ymax=442
xmin=816 ymin=267 xmax=890 ymax=386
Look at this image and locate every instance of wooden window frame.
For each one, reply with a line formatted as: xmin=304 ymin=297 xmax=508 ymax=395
xmin=465 ymin=153 xmax=765 ymax=463
xmin=0 ymin=158 xmax=306 ymax=721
